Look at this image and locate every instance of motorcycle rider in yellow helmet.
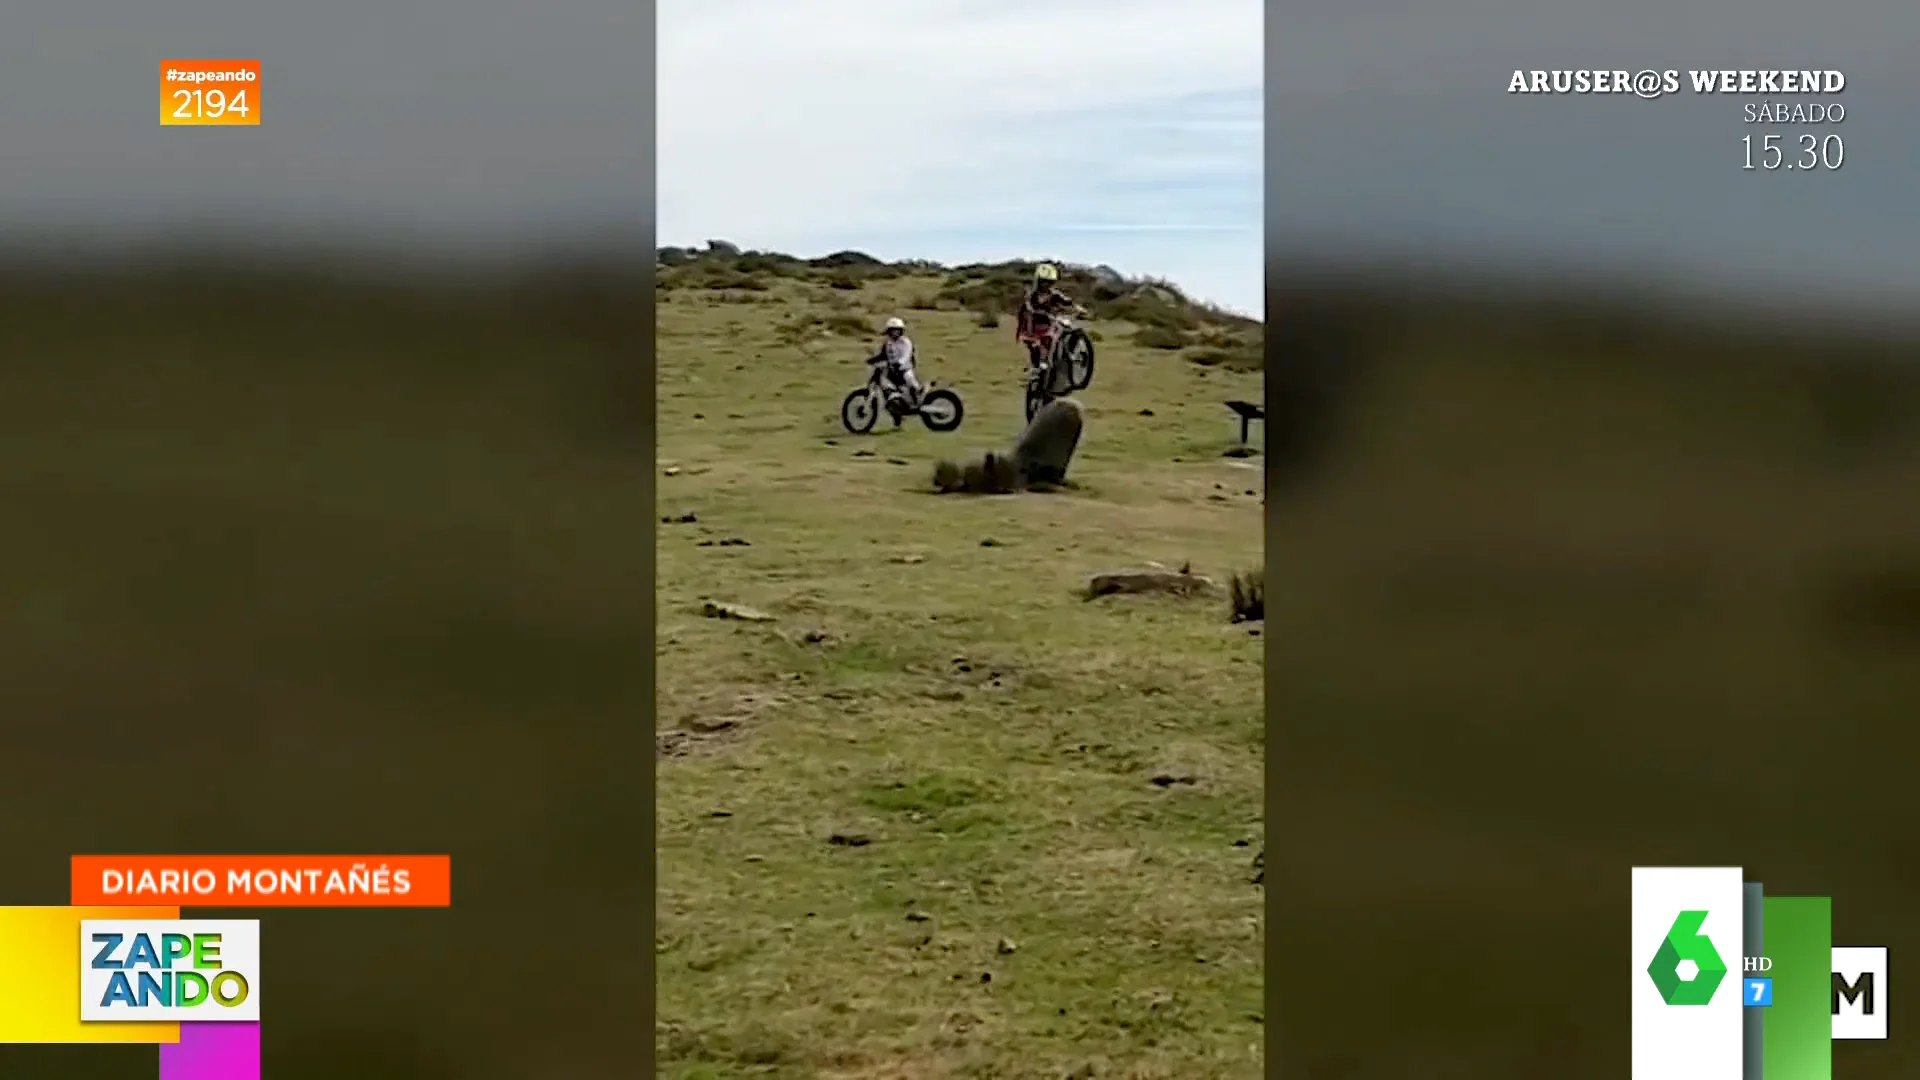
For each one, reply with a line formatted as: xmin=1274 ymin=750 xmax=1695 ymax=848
xmin=1016 ymin=263 xmax=1086 ymax=379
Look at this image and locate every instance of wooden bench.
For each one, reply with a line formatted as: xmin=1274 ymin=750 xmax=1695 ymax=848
xmin=1225 ymin=399 xmax=1265 ymax=444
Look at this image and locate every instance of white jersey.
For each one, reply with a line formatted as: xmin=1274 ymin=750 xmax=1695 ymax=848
xmin=880 ymin=335 xmax=914 ymax=370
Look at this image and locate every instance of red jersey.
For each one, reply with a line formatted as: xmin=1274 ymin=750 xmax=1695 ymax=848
xmin=1018 ymin=284 xmax=1075 ymax=340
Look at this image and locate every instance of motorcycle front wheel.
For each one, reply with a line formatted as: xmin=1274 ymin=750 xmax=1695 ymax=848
xmin=1060 ymin=330 xmax=1096 ymax=390
xmin=841 ymin=387 xmax=879 ymax=433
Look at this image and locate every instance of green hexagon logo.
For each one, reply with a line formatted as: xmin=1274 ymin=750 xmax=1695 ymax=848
xmin=1648 ymin=910 xmax=1728 ymax=1005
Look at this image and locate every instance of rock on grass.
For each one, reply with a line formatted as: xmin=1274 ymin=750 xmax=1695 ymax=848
xmin=1086 ymin=569 xmax=1216 ymax=599
xmin=699 ymin=600 xmax=775 ymax=622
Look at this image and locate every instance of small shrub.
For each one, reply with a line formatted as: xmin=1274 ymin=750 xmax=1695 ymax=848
xmin=827 ymin=276 xmax=860 ymax=291
xmin=771 ymin=312 xmax=872 ymax=347
xmin=1228 ymin=568 xmax=1265 ymax=623
xmin=907 ymin=294 xmax=940 ymax=310
xmin=1187 ymin=337 xmax=1264 ymax=372
xmin=1108 ymin=291 xmax=1201 ymax=332
xmin=735 ymin=252 xmax=798 ymax=276
xmin=932 ymin=458 xmax=961 ymax=491
xmin=933 ymin=452 xmax=1021 ymax=494
xmin=1134 ymin=325 xmax=1190 ymax=350
xmin=821 ymin=313 xmax=871 ymax=337
xmin=712 ymin=273 xmax=769 ymax=291
xmin=940 ymin=281 xmax=1008 ymax=312
xmin=1140 ymin=275 xmax=1186 ymax=296
xmin=975 ymin=311 xmax=1000 ymax=329
xmin=810 ymin=250 xmax=882 ymax=269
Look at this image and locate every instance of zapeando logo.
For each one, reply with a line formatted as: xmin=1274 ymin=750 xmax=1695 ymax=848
xmin=1648 ymin=910 xmax=1729 ymax=1005
xmin=81 ymin=919 xmax=261 ymax=1022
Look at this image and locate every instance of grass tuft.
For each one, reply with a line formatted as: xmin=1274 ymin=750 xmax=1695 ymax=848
xmin=932 ymin=451 xmax=1023 ymax=494
xmin=1229 ymin=568 xmax=1265 ymax=622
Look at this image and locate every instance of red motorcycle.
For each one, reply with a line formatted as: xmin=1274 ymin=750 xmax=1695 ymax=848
xmin=1022 ymin=313 xmax=1096 ymax=421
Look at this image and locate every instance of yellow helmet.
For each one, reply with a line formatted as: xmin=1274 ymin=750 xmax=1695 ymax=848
xmin=1034 ymin=263 xmax=1059 ymax=282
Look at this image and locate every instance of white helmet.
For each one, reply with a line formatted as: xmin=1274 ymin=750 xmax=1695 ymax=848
xmin=885 ymin=317 xmax=906 ymax=331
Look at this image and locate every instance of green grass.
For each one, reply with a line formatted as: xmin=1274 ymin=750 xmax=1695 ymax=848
xmin=656 ymin=258 xmax=1265 ymax=1077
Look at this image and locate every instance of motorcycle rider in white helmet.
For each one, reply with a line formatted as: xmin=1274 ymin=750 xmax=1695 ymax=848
xmin=874 ymin=316 xmax=922 ymax=417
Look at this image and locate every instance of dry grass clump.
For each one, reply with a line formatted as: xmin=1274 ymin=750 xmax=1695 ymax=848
xmin=932 ymin=452 xmax=1022 ymax=494
xmin=1228 ymin=567 xmax=1265 ymax=622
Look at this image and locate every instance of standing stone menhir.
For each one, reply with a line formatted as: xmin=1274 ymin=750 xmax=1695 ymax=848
xmin=1012 ymin=398 xmax=1084 ymax=486
xmin=931 ymin=397 xmax=1085 ymax=493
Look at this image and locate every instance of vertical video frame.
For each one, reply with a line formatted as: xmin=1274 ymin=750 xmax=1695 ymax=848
xmin=654 ymin=2 xmax=1268 ymax=1076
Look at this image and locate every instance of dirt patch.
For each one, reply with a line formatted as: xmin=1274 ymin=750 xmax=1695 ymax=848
xmin=656 ymin=689 xmax=788 ymax=758
xmin=945 ymin=654 xmax=1022 ymax=693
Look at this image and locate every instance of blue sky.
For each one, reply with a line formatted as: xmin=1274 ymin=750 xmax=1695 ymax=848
xmin=657 ymin=0 xmax=1265 ymax=317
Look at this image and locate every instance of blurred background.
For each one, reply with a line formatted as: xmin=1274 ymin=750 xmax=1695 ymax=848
xmin=0 ymin=3 xmax=649 ymax=1077
xmin=1268 ymin=2 xmax=1920 ymax=1076
xmin=8 ymin=0 xmax=1917 ymax=1075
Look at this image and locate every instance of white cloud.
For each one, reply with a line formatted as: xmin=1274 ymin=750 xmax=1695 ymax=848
xmin=659 ymin=0 xmax=1264 ymax=315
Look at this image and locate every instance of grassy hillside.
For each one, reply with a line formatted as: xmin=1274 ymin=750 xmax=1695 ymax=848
xmin=654 ymin=246 xmax=1267 ymax=1078
xmin=656 ymin=243 xmax=1265 ymax=371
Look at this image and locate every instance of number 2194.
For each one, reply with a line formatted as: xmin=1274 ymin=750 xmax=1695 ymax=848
xmin=1743 ymin=133 xmax=1843 ymax=170
xmin=172 ymin=88 xmax=250 ymax=120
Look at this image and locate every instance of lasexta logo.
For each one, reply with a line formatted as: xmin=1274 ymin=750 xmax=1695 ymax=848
xmin=1648 ymin=910 xmax=1728 ymax=1005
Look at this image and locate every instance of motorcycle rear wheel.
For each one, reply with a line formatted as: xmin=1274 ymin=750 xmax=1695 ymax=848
xmin=918 ymin=388 xmax=964 ymax=432
xmin=1024 ymin=382 xmax=1049 ymax=423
